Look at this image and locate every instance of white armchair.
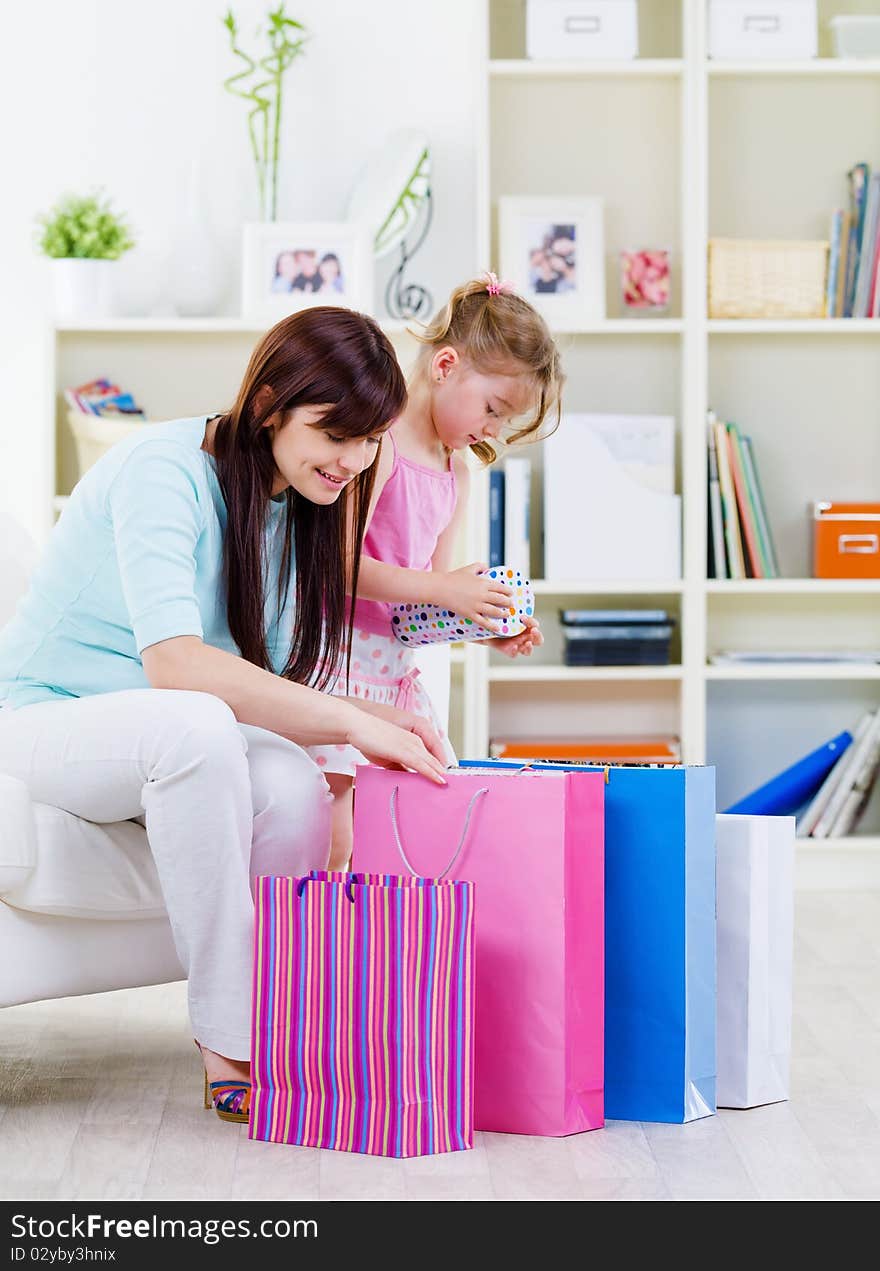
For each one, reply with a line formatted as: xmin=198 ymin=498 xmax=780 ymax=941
xmin=0 ymin=512 xmax=451 ymax=1009
xmin=0 ymin=512 xmax=184 ymax=1007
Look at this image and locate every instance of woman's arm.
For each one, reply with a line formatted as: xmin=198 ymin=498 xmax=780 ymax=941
xmin=141 ymin=636 xmax=447 ymax=781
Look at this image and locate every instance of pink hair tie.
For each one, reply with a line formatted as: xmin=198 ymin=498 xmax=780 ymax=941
xmin=483 ymin=270 xmax=515 ymax=297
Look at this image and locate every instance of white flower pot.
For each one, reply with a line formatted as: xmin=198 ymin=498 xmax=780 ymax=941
xmin=51 ymin=258 xmax=117 ymax=320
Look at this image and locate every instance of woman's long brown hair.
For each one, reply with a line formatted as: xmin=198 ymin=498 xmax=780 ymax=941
xmin=211 ymin=307 xmax=407 ymax=689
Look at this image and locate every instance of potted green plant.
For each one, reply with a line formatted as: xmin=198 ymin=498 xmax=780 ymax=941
xmin=222 ymin=4 xmax=307 ymax=222
xmin=36 ymin=192 xmax=135 ymax=319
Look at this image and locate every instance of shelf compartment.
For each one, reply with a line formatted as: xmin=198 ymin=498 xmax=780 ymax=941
xmin=490 ymin=73 xmax=682 ymax=319
xmin=708 ymin=680 xmax=880 ymax=833
xmin=489 ymin=676 xmax=682 ymax=750
xmin=709 ymin=340 xmax=880 ymax=576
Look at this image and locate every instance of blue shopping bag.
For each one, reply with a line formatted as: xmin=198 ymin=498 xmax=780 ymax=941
xmin=459 ymin=760 xmax=716 ymax=1124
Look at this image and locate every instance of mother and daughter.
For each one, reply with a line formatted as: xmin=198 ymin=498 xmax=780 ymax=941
xmin=0 ymin=275 xmax=562 ymax=1123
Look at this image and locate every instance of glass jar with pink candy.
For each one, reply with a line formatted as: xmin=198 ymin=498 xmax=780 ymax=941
xmin=619 ymin=249 xmax=671 ymax=316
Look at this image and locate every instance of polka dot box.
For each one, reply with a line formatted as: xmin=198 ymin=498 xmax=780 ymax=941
xmin=391 ymin=567 xmax=534 ymax=647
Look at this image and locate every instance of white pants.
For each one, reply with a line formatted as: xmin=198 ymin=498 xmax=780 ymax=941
xmin=0 ymin=689 xmax=333 ymax=1059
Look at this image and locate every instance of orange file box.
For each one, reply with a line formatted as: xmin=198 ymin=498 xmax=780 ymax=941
xmin=813 ymin=502 xmax=880 ymax=579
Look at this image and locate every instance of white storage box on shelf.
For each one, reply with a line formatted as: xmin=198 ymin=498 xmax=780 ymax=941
xmin=526 ymin=0 xmax=638 ymax=60
xmin=830 ymin=15 xmax=880 ymax=58
xmin=708 ymin=0 xmax=817 ymax=59
xmin=67 ymin=409 xmax=150 ymax=477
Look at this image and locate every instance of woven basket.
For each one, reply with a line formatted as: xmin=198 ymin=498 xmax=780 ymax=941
xmin=708 ymin=238 xmax=829 ymax=319
xmin=67 ymin=410 xmax=150 ymax=475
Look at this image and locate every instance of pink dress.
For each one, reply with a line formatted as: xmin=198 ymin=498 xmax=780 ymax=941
xmin=308 ymin=430 xmax=459 ymax=777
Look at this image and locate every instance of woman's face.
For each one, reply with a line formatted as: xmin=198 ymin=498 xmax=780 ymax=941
xmin=276 ymin=252 xmax=297 ymax=280
xmin=319 ymin=257 xmax=340 ymax=281
xmin=269 ymin=403 xmax=385 ymax=503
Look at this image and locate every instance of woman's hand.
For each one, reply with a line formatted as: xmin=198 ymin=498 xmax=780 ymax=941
xmin=344 ymin=700 xmax=448 ymax=784
xmin=346 ymin=697 xmax=447 ymax=765
xmin=492 ymin=615 xmax=543 ymax=659
xmin=434 ymin=562 xmax=514 ymax=630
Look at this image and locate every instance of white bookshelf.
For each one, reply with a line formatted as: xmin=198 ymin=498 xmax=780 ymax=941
xmin=44 ymin=1 xmax=880 ymax=887
xmin=470 ymin=0 xmax=880 ymax=886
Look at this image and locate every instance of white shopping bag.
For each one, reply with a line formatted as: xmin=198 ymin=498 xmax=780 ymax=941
xmin=716 ymin=813 xmax=795 ymax=1109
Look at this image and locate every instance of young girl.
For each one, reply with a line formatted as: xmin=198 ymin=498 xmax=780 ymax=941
xmin=310 ymin=274 xmax=564 ymax=865
xmin=0 ymin=307 xmax=448 ymax=1123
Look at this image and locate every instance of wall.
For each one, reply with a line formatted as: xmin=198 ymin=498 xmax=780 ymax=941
xmin=0 ymin=0 xmax=482 ymax=540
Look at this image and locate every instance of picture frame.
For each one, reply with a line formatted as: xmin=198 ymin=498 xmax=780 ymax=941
xmin=498 ymin=196 xmax=606 ymax=329
xmin=241 ymin=221 xmax=373 ymax=320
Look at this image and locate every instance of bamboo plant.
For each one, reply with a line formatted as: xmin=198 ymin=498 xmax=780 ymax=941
xmin=222 ymin=4 xmax=307 ymax=222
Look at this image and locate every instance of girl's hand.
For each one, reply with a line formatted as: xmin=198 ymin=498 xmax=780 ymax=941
xmin=345 ymin=701 xmax=448 ymax=783
xmin=492 ymin=615 xmax=543 ymax=659
xmin=435 ymin=562 xmax=514 ymax=630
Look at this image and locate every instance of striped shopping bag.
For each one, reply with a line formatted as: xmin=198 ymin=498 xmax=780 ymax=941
xmin=249 ymin=870 xmax=475 ymax=1156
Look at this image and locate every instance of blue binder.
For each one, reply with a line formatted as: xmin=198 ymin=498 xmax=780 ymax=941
xmin=459 ymin=759 xmax=717 ymax=1123
xmin=724 ymin=730 xmax=852 ymax=816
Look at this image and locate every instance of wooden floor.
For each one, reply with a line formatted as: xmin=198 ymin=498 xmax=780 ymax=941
xmin=2 ymin=890 xmax=879 ymax=1202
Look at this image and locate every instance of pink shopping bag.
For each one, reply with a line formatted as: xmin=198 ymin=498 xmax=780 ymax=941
xmin=353 ymin=766 xmax=605 ymax=1136
xmin=250 ymin=871 xmax=475 ymax=1156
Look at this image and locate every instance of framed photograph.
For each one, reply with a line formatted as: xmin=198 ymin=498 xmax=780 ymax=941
xmin=241 ymin=221 xmax=373 ymax=320
xmin=498 ymin=196 xmax=606 ymax=330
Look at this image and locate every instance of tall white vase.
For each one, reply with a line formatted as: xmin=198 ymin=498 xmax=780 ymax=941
xmin=171 ymin=160 xmax=226 ymax=317
xmin=51 ymin=259 xmax=116 ymax=320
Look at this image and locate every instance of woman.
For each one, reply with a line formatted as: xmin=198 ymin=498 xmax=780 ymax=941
xmin=0 ymin=307 xmax=447 ymax=1123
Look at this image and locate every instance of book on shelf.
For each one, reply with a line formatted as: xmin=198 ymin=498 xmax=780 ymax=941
xmin=503 ymin=455 xmax=531 ymax=576
xmin=739 ymin=434 xmax=780 ymax=577
xmin=726 ymin=424 xmax=764 ymax=579
xmin=488 ymin=468 xmax=505 ymax=568
xmin=834 ymin=209 xmax=852 ymax=319
xmin=812 ymin=710 xmax=880 ymax=839
xmin=489 ymin=736 xmax=681 ymax=764
xmin=797 ymin=727 xmax=857 ymax=837
xmin=64 ymin=378 xmax=146 ymax=418
xmin=826 ymin=209 xmax=844 ymax=319
xmin=828 ymin=714 xmax=880 ymax=837
xmin=724 ymin=730 xmax=854 ymax=817
xmin=844 ymin=162 xmax=868 ymax=317
xmin=707 ymin=413 xmax=779 ymax=580
xmin=707 ymin=422 xmax=726 ymax=579
xmin=710 ymin=413 xmax=745 ymax=580
xmin=852 ymin=171 xmax=880 ymax=320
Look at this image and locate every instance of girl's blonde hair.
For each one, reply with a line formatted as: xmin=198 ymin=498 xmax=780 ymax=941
xmin=413 ymin=276 xmax=564 ymax=463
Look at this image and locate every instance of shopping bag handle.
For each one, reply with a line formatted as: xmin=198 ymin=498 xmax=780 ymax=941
xmin=390 ymin=783 xmax=488 ymax=879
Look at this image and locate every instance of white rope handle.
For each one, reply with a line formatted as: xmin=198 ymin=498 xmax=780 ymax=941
xmin=389 ymin=784 xmax=489 ymax=879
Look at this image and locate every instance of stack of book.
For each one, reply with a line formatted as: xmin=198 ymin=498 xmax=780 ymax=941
xmin=826 ymin=162 xmax=880 ymax=319
xmin=707 ymin=411 xmax=780 ymax=579
xmin=798 ymin=710 xmax=880 ymax=839
xmin=560 ymin=608 xmax=675 ymax=667
xmin=64 ymin=378 xmax=146 ymax=418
